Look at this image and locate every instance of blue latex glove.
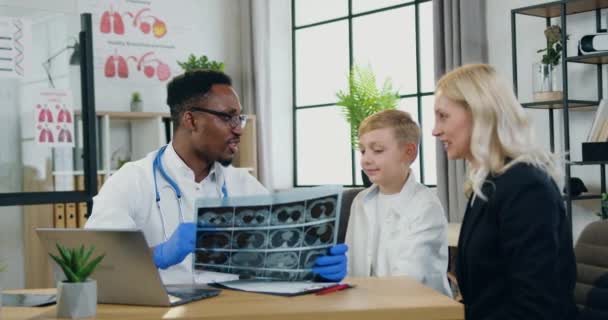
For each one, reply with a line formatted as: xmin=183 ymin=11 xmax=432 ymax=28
xmin=153 ymin=222 xmax=196 ymax=269
xmin=313 ymin=244 xmax=348 ymax=282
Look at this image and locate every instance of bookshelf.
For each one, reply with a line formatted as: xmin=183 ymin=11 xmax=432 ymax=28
xmin=511 ymin=0 xmax=608 ymax=226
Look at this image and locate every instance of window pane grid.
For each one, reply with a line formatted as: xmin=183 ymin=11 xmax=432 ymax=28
xmin=293 ymin=0 xmax=434 ymax=187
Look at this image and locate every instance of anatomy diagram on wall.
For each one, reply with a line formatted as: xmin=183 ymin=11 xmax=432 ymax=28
xmin=80 ymin=0 xmax=179 ymax=83
xmin=194 ymin=186 xmax=343 ymax=281
xmin=34 ymin=89 xmax=75 ymax=147
xmin=103 ymin=50 xmax=171 ymax=81
xmin=0 ymin=16 xmax=31 ymax=79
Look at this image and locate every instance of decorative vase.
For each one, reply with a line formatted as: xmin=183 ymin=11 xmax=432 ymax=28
xmin=56 ymin=280 xmax=97 ymax=319
xmin=130 ymin=100 xmax=143 ymax=112
xmin=533 ymin=63 xmax=562 ymax=102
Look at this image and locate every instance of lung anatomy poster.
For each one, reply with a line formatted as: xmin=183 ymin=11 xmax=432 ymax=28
xmin=80 ymin=0 xmax=180 ymax=83
xmin=0 ymin=16 xmax=31 ymax=79
xmin=34 ymin=89 xmax=75 ymax=147
xmin=79 ymin=0 xmax=200 ymax=111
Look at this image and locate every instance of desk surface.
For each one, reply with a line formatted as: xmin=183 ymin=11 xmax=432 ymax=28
xmin=1 ymin=276 xmax=463 ymax=320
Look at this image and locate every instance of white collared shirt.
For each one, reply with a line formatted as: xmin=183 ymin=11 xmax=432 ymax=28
xmin=345 ymin=171 xmax=452 ymax=296
xmin=85 ymin=142 xmax=269 ymax=284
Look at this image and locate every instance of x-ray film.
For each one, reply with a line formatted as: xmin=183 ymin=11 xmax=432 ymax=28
xmin=193 ymin=185 xmax=342 ymax=281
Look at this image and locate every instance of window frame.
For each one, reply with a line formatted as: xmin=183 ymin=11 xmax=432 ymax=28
xmin=292 ymin=0 xmax=435 ymax=187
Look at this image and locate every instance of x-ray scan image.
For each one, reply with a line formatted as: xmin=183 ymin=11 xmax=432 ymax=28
xmin=235 ymin=206 xmax=270 ymax=227
xmin=193 ymin=186 xmax=342 ymax=281
xmin=271 ymin=202 xmax=305 ymax=225
xmin=269 ymin=228 xmax=304 ymax=249
xmin=198 ymin=207 xmax=234 ymax=227
xmin=304 ymin=223 xmax=334 ymax=246
xmin=266 ymin=252 xmax=299 ymax=269
xmin=233 ymin=230 xmax=268 ymax=249
xmin=306 ymin=196 xmax=337 ymax=222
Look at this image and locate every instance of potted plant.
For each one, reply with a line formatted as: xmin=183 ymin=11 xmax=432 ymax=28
xmin=130 ymin=91 xmax=143 ymax=112
xmin=533 ymin=25 xmax=569 ymax=102
xmin=336 ymin=65 xmax=399 ymax=186
xmin=177 ymin=54 xmax=225 ymax=72
xmin=49 ymin=244 xmax=105 ymax=319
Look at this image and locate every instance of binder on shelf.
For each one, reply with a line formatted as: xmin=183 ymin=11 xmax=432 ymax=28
xmin=582 ymin=142 xmax=608 ymax=162
xmin=65 ymin=203 xmax=78 ymax=228
xmin=98 ymin=174 xmax=105 ymax=191
xmin=77 ymin=202 xmax=88 ymax=228
xmin=53 ymin=203 xmax=66 ymax=228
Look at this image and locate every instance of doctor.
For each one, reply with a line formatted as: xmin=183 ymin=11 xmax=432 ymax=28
xmin=86 ymin=69 xmax=348 ymax=284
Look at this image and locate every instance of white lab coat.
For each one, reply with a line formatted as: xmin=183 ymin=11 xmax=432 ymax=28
xmin=85 ymin=142 xmax=268 ymax=284
xmin=345 ymin=172 xmax=451 ymax=296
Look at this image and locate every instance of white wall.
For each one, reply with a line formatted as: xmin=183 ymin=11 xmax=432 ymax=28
xmin=486 ymin=1 xmax=604 ymax=242
xmin=0 ymin=0 xmax=247 ymax=290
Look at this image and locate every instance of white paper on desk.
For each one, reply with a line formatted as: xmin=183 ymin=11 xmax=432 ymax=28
xmin=211 ymin=280 xmax=337 ymax=296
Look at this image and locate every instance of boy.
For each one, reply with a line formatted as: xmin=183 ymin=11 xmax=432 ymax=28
xmin=345 ymin=109 xmax=451 ymax=296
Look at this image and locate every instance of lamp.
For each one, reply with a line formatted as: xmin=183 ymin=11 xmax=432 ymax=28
xmin=43 ymin=38 xmax=80 ymax=88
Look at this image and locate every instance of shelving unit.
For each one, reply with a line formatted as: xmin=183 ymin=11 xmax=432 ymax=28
xmin=511 ymin=0 xmax=608 ymax=224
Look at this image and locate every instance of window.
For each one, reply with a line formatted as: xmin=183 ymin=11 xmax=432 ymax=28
xmin=293 ymin=0 xmax=435 ymax=186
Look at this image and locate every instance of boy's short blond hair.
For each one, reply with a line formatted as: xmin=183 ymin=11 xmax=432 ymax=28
xmin=358 ymin=109 xmax=420 ymax=145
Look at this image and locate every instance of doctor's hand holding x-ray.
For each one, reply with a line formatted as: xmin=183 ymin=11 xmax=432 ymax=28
xmin=85 ymin=70 xmax=348 ymax=284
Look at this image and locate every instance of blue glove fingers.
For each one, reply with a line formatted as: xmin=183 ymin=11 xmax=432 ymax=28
xmin=313 ymin=262 xmax=346 ymax=276
xmin=318 ymin=270 xmax=347 ymax=282
xmin=315 ymin=254 xmax=346 ymax=266
xmin=154 ymin=222 xmax=197 ymax=269
xmin=329 ymin=244 xmax=349 ymax=255
xmin=180 ymin=222 xmax=196 ymax=253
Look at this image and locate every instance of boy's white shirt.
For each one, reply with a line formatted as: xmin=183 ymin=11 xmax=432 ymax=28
xmin=345 ymin=171 xmax=452 ymax=297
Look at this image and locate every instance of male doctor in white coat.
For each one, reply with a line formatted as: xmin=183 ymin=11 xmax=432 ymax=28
xmin=86 ymin=69 xmax=348 ymax=284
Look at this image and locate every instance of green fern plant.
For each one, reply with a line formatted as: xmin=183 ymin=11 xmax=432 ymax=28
xmin=177 ymin=54 xmax=225 ymax=72
xmin=336 ymin=65 xmax=399 ymax=149
xmin=49 ymin=244 xmax=105 ymax=283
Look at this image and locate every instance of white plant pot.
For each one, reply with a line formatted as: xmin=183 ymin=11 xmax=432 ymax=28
xmin=130 ymin=101 xmax=143 ymax=112
xmin=56 ymin=280 xmax=97 ymax=319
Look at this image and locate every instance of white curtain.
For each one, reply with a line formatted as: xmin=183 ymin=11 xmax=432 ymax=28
xmin=240 ymin=0 xmax=273 ymax=190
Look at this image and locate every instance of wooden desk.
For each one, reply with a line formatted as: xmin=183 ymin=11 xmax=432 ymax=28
xmin=1 ymin=277 xmax=463 ymax=320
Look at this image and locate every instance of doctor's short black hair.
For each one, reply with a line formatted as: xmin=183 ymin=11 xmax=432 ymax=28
xmin=166 ymin=69 xmax=232 ymax=129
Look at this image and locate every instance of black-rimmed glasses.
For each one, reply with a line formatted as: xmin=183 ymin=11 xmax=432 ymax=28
xmin=190 ymin=107 xmax=248 ymax=129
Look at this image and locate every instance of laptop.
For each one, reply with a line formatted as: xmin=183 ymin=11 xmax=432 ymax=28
xmin=36 ymin=229 xmax=220 ymax=307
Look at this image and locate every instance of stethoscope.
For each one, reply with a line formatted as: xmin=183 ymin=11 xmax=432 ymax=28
xmin=153 ymin=145 xmax=228 ymax=241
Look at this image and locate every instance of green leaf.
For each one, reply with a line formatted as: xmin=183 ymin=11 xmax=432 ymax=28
xmin=77 ymin=254 xmax=105 ymax=281
xmin=336 ymin=65 xmax=399 ymax=149
xmin=80 ymin=245 xmax=95 ymax=269
xmin=48 ymin=244 xmax=104 ymax=283
xmin=56 ymin=244 xmax=71 ymax=265
xmin=177 ymin=54 xmax=225 ymax=72
xmin=50 ymin=253 xmax=80 ymax=282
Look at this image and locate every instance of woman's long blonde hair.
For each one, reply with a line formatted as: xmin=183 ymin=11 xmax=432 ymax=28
xmin=436 ymin=64 xmax=562 ymax=199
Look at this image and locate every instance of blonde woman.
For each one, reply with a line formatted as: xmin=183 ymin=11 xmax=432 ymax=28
xmin=432 ymin=64 xmax=577 ymax=320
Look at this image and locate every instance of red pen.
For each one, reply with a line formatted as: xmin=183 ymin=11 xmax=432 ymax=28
xmin=315 ymin=284 xmax=352 ymax=295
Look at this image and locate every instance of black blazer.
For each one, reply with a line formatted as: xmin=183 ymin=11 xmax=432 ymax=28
xmin=456 ymin=163 xmax=578 ymax=320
